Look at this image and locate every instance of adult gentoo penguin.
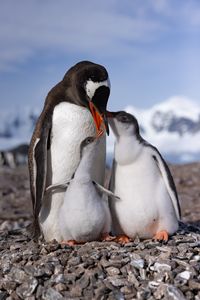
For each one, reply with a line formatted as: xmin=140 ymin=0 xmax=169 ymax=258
xmin=28 ymin=61 xmax=110 ymax=241
xmin=108 ymin=111 xmax=181 ymax=242
xmin=47 ymin=136 xmax=118 ymax=244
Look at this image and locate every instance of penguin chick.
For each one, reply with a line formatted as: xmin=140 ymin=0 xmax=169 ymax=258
xmin=58 ymin=136 xmax=116 ymax=244
xmin=108 ymin=111 xmax=181 ymax=243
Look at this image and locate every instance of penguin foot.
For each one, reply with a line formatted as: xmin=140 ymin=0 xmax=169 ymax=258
xmin=114 ymin=235 xmax=131 ymax=244
xmin=153 ymin=230 xmax=169 ymax=242
xmin=61 ymin=240 xmax=85 ymax=246
xmin=100 ymin=233 xmax=116 ymax=242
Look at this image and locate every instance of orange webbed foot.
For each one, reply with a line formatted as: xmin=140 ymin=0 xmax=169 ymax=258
xmin=153 ymin=230 xmax=169 ymax=242
xmin=114 ymin=234 xmax=131 ymax=244
xmin=100 ymin=233 xmax=116 ymax=242
xmin=61 ymin=240 xmax=85 ymax=246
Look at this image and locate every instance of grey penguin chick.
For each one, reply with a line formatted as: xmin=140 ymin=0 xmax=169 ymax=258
xmin=108 ymin=111 xmax=181 ymax=243
xmin=54 ymin=136 xmax=117 ymax=244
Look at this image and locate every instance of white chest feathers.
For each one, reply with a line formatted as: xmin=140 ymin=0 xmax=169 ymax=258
xmin=49 ymin=102 xmax=106 ymax=184
xmin=50 ymin=102 xmax=94 ymax=179
xmin=59 ymin=180 xmax=111 ymax=242
xmin=39 ymin=102 xmax=106 ymax=242
xmin=110 ymin=143 xmax=178 ymax=239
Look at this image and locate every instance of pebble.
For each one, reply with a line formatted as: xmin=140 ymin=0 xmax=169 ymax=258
xmin=131 ymin=258 xmax=145 ymax=269
xmin=42 ymin=287 xmax=63 ymax=300
xmin=0 ymin=291 xmax=8 ymax=300
xmin=177 ymin=270 xmax=191 ymax=280
xmin=153 ymin=262 xmax=172 ymax=272
xmin=166 ymin=284 xmax=186 ymax=300
xmin=106 ymin=266 xmax=120 ymax=276
xmin=16 ymin=278 xmax=38 ymax=298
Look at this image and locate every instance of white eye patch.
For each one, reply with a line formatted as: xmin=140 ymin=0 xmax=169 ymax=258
xmin=85 ymin=78 xmax=110 ymax=99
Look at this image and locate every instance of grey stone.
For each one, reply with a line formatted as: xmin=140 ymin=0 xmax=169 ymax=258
xmin=131 ymin=259 xmax=145 ymax=269
xmin=0 ymin=291 xmax=8 ymax=300
xmin=8 ymin=267 xmax=29 ymax=284
xmin=106 ymin=266 xmax=120 ymax=276
xmin=42 ymin=288 xmax=63 ymax=300
xmin=54 ymin=283 xmax=66 ymax=292
xmin=70 ymin=286 xmax=82 ymax=297
xmin=1 ymin=258 xmax=11 ymax=273
xmin=120 ymin=285 xmax=137 ymax=296
xmin=24 ymin=265 xmax=46 ymax=277
xmin=153 ymin=262 xmax=172 ymax=272
xmin=35 ymin=285 xmax=44 ymax=299
xmin=189 ymin=280 xmax=200 ymax=290
xmin=137 ymin=288 xmax=152 ymax=300
xmin=107 ymin=276 xmax=127 ymax=287
xmin=153 ymin=283 xmax=167 ymax=299
xmin=166 ymin=284 xmax=186 ymax=300
xmin=1 ymin=280 xmax=17 ymax=294
xmin=107 ymin=290 xmax=125 ymax=300
xmin=16 ymin=278 xmax=38 ymax=298
xmin=174 ymin=270 xmax=191 ymax=286
xmin=54 ymin=265 xmax=64 ymax=275
xmin=127 ymin=271 xmax=140 ymax=287
xmin=76 ymin=274 xmax=90 ymax=289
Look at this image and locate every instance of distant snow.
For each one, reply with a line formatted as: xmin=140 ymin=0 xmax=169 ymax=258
xmin=0 ymin=106 xmax=39 ymax=151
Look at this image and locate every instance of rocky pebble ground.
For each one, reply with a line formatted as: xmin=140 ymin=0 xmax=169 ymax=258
xmin=0 ymin=164 xmax=200 ymax=300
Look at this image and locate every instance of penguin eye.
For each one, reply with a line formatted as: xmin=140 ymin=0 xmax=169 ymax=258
xmin=85 ymin=137 xmax=94 ymax=145
xmin=118 ymin=115 xmax=130 ymax=123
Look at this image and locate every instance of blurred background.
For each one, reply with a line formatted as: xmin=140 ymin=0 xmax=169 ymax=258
xmin=1 ymin=0 xmax=200 ymax=167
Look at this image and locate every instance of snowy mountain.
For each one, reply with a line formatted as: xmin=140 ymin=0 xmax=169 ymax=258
xmin=0 ymin=106 xmax=39 ymax=150
xmin=1 ymin=96 xmax=200 ymax=164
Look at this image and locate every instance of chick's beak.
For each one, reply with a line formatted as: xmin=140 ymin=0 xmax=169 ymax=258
xmin=106 ymin=111 xmax=114 ymax=118
xmin=89 ymin=102 xmax=109 ymax=137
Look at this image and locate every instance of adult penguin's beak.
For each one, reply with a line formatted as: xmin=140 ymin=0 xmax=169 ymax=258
xmin=89 ymin=102 xmax=109 ymax=137
xmin=89 ymin=86 xmax=110 ymax=137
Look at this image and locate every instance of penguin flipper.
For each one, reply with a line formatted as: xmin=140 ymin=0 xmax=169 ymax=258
xmin=151 ymin=149 xmax=181 ymax=220
xmin=92 ymin=181 xmax=120 ymax=199
xmin=45 ymin=181 xmax=71 ymax=193
xmin=28 ymin=112 xmax=52 ymax=238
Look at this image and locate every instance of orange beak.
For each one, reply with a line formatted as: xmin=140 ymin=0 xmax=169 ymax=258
xmin=89 ymin=101 xmax=105 ymax=137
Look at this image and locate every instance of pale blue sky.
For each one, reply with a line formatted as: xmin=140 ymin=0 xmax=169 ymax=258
xmin=0 ymin=0 xmax=200 ymax=111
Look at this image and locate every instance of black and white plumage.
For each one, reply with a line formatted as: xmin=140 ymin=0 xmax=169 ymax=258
xmin=108 ymin=111 xmax=181 ymax=241
xmin=28 ymin=61 xmax=111 ymax=241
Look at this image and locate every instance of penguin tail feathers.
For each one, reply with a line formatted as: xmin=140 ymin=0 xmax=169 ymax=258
xmin=26 ymin=217 xmax=42 ymax=241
